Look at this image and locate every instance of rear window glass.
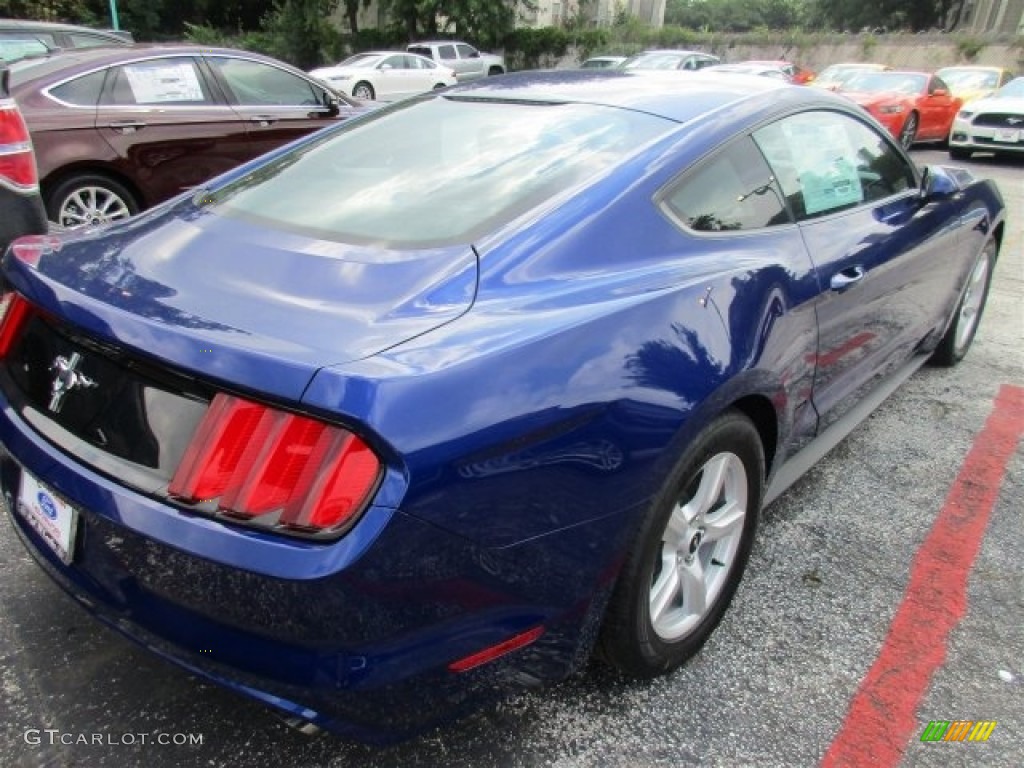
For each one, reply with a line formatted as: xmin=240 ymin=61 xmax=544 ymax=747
xmin=205 ymin=96 xmax=673 ymax=247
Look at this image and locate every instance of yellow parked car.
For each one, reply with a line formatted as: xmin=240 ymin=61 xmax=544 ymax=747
xmin=936 ymin=66 xmax=1014 ymax=103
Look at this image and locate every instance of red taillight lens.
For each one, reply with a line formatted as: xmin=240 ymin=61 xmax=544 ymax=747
xmin=0 ymin=101 xmax=39 ymax=190
xmin=169 ymin=394 xmax=381 ymax=535
xmin=0 ymin=293 xmax=33 ymax=358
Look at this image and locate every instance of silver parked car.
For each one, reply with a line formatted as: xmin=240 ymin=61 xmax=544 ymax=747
xmin=406 ymin=41 xmax=505 ymax=82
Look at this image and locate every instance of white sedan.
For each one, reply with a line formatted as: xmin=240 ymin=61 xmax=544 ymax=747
xmin=309 ymin=51 xmax=456 ymax=101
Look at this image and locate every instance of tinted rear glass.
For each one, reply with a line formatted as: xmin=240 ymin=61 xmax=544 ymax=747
xmin=205 ymin=95 xmax=673 ymax=247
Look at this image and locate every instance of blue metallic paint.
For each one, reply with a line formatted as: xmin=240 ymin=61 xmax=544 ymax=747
xmin=0 ymin=71 xmax=1006 ymax=740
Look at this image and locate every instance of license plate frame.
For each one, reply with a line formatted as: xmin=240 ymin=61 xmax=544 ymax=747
xmin=16 ymin=469 xmax=79 ymax=565
xmin=993 ymin=128 xmax=1020 ymax=144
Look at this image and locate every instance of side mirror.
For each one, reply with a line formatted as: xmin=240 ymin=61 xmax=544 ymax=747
xmin=322 ymin=91 xmax=340 ymax=117
xmin=919 ymin=165 xmax=960 ymax=200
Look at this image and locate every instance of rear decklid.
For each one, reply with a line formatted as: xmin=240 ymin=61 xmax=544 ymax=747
xmin=3 ymin=206 xmax=478 ymax=403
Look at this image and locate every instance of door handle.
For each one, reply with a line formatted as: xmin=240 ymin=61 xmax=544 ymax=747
xmin=249 ymin=116 xmax=278 ymax=127
xmin=107 ymin=120 xmax=146 ymax=133
xmin=830 ymin=266 xmax=865 ymax=292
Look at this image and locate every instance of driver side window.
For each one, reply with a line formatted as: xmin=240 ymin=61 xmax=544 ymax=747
xmin=753 ymin=111 xmax=915 ymax=221
xmin=208 ymin=56 xmax=321 ymax=106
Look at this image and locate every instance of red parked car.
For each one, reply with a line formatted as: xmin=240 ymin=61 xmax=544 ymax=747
xmin=840 ymin=70 xmax=962 ymax=149
xmin=8 ymin=45 xmax=365 ymax=228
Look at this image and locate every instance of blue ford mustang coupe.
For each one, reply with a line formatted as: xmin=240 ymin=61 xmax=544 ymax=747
xmin=0 ymin=71 xmax=1004 ymax=741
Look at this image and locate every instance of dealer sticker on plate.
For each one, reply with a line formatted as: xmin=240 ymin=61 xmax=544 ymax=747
xmin=993 ymin=128 xmax=1020 ymax=144
xmin=17 ymin=471 xmax=78 ymax=564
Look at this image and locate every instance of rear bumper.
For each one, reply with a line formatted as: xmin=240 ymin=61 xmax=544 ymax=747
xmin=0 ymin=397 xmax=605 ymax=741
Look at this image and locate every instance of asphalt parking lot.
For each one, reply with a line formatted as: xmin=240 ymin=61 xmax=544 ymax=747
xmin=1 ymin=148 xmax=1021 ymax=768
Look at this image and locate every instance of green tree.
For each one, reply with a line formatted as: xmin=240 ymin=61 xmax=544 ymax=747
xmin=262 ymin=0 xmax=342 ymax=68
xmin=378 ymin=0 xmax=518 ymax=44
xmin=342 ymin=0 xmax=374 ymax=33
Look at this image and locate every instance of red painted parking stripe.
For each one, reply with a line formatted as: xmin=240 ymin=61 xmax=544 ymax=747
xmin=821 ymin=383 xmax=1024 ymax=768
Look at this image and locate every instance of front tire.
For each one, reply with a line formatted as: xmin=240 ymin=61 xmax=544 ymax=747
xmin=930 ymin=238 xmax=996 ymax=367
xmin=598 ymin=410 xmax=764 ymax=678
xmin=46 ymin=173 xmax=139 ymax=229
xmin=948 ymin=147 xmax=971 ymax=161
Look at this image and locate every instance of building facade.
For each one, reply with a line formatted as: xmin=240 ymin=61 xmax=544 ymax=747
xmin=953 ymin=0 xmax=1024 ymax=34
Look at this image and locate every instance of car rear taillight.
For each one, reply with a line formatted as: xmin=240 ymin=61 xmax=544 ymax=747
xmin=0 ymin=99 xmax=39 ymax=190
xmin=0 ymin=292 xmax=33 ymax=358
xmin=169 ymin=393 xmax=381 ymax=535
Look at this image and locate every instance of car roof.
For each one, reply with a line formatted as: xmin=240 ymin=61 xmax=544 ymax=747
xmin=632 ymin=49 xmax=711 ymax=56
xmin=936 ymin=65 xmax=1004 ymax=72
xmin=442 ymin=69 xmax=835 ymax=123
xmin=823 ymin=62 xmax=888 ymax=70
xmin=0 ymin=18 xmax=130 ymax=40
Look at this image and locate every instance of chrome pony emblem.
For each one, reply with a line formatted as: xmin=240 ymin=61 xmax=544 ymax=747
xmin=1008 ymin=117 xmax=1024 ymax=126
xmin=48 ymin=352 xmax=97 ymax=414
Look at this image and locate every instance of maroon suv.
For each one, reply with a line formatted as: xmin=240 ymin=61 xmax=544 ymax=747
xmin=9 ymin=45 xmax=364 ymax=228
xmin=1 ymin=63 xmax=47 ymax=251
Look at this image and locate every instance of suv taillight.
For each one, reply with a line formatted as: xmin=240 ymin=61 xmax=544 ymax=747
xmin=169 ymin=393 xmax=381 ymax=536
xmin=0 ymin=99 xmax=39 ymax=190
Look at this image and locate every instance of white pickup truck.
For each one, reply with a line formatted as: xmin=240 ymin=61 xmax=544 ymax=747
xmin=406 ymin=41 xmax=505 ymax=82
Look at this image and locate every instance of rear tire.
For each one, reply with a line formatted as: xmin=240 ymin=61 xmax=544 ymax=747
xmin=899 ymin=112 xmax=919 ymax=150
xmin=598 ymin=410 xmax=764 ymax=678
xmin=930 ymin=237 xmax=996 ymax=367
xmin=487 ymin=66 xmax=504 ymax=76
xmin=352 ymin=81 xmax=375 ymax=100
xmin=45 ymin=173 xmax=140 ymax=229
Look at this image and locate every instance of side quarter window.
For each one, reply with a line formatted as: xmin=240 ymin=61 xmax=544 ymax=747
xmin=49 ymin=69 xmax=107 ymax=106
xmin=659 ymin=136 xmax=791 ymax=233
xmin=753 ymin=111 xmax=915 ymax=221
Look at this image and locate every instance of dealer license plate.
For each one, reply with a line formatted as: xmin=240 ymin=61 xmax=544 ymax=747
xmin=16 ymin=470 xmax=79 ymax=564
xmin=993 ymin=128 xmax=1020 ymax=143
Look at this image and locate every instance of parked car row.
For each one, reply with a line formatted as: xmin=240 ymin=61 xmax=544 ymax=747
xmin=583 ymin=52 xmax=1021 ymax=159
xmin=308 ymin=41 xmax=505 ymax=102
xmin=814 ymin=62 xmax=1021 ymax=158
